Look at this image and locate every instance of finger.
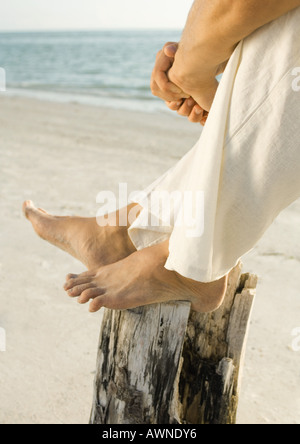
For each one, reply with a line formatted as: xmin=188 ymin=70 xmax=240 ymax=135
xmin=151 ymin=49 xmax=189 ymax=101
xmin=165 ymin=100 xmax=183 ymax=111
xmin=200 ymin=117 xmax=208 ymax=126
xmin=177 ymin=98 xmax=196 ymax=117
xmin=200 ymin=112 xmax=209 ymax=126
xmin=163 ymin=41 xmax=178 ymax=50
xmin=151 ymin=79 xmax=186 ymax=102
xmin=155 ymin=71 xmax=185 ymax=97
xmin=154 ymin=49 xmax=163 ymax=63
xmin=163 ymin=42 xmax=179 ymax=58
xmin=188 ymin=105 xmax=204 ymax=123
xmin=154 ymin=49 xmax=173 ymax=72
xmin=151 ymin=52 xmax=174 ymax=99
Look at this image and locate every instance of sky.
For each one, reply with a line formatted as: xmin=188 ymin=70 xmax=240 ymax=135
xmin=0 ymin=0 xmax=194 ymax=31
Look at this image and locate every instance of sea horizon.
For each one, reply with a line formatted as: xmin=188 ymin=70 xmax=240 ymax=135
xmin=0 ymin=29 xmax=182 ymax=113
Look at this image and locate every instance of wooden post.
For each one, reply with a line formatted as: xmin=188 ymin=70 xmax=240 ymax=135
xmin=90 ymin=262 xmax=257 ymax=425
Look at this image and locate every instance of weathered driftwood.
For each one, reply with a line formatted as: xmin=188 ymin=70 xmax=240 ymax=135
xmin=90 ymin=261 xmax=256 ymax=425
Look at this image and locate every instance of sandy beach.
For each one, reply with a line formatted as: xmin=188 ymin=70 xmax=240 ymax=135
xmin=0 ymin=95 xmax=299 ymax=424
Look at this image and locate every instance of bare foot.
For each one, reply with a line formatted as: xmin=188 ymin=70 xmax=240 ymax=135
xmin=63 ymin=240 xmax=228 ymax=313
xmin=22 ymin=200 xmax=138 ymax=269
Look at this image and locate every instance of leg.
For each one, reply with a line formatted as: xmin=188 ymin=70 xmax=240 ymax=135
xmin=64 ymin=10 xmax=300 ymax=313
xmin=130 ymin=9 xmax=300 ymax=283
xmin=23 ymin=201 xmax=139 ymax=269
xmin=63 ymin=240 xmax=227 ymax=313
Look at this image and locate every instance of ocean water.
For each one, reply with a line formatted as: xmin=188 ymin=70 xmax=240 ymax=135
xmin=0 ymin=30 xmax=182 ymax=112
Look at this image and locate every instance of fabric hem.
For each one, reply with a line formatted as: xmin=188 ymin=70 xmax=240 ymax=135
xmin=128 ymin=228 xmax=171 ymax=251
xmin=164 ymin=254 xmax=242 ymax=283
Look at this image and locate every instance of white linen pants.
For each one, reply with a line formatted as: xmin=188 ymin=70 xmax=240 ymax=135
xmin=128 ymin=8 xmax=300 ymax=283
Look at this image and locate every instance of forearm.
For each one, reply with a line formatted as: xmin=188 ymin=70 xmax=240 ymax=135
xmin=170 ymin=0 xmax=300 ymax=92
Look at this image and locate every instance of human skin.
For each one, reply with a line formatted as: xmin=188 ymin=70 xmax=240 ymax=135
xmin=23 ymin=201 xmax=228 ymax=313
xmin=23 ymin=1 xmax=300 ymax=314
xmin=23 ymin=201 xmax=140 ymax=270
xmin=152 ymin=0 xmax=300 ymax=115
xmin=151 ymin=43 xmax=208 ymax=125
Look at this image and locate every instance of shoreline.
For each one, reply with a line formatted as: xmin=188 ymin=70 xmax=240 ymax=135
xmin=4 ymin=87 xmax=171 ymax=115
xmin=0 ymin=95 xmax=299 ymax=424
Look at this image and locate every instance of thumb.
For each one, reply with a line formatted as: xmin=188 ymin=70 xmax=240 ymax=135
xmin=163 ymin=42 xmax=178 ymax=58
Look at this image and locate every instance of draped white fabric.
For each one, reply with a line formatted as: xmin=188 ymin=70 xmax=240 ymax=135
xmin=128 ymin=8 xmax=300 ymax=282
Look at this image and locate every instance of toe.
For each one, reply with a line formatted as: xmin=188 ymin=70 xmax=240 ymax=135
xmin=66 ymin=270 xmax=95 ymax=282
xmin=64 ymin=273 xmax=95 ymax=290
xmin=79 ymin=287 xmax=105 ymax=304
xmin=22 ymin=200 xmax=35 ymax=218
xmin=22 ymin=201 xmax=54 ymax=240
xmin=37 ymin=207 xmax=49 ymax=215
xmin=64 ymin=276 xmax=92 ymax=291
xmin=67 ymin=282 xmax=95 ymax=297
xmin=65 ymin=273 xmax=79 ymax=284
xmin=89 ymin=295 xmax=106 ymax=312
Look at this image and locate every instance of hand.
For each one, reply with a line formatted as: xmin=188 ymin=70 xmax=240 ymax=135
xmin=163 ymin=44 xmax=209 ymax=125
xmin=151 ymin=42 xmax=209 ymax=125
xmin=150 ymin=42 xmax=190 ymax=102
xmin=168 ymin=65 xmax=219 ymax=114
xmin=165 ymin=98 xmax=209 ymax=126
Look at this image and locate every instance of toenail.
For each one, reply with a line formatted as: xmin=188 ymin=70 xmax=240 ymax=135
xmin=64 ymin=283 xmax=70 ymax=290
xmin=67 ymin=273 xmax=77 ymax=280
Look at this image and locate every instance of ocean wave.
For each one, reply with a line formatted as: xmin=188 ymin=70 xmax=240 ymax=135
xmin=0 ymin=29 xmax=182 ymax=112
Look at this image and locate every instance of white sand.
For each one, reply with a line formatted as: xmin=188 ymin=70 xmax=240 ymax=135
xmin=0 ymin=96 xmax=299 ymax=424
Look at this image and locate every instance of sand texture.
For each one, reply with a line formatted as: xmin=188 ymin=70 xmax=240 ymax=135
xmin=0 ymin=96 xmax=299 ymax=424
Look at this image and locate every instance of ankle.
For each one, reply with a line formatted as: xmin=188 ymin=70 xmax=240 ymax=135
xmin=121 ymin=203 xmax=143 ymax=228
xmin=96 ymin=204 xmax=142 ymax=230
